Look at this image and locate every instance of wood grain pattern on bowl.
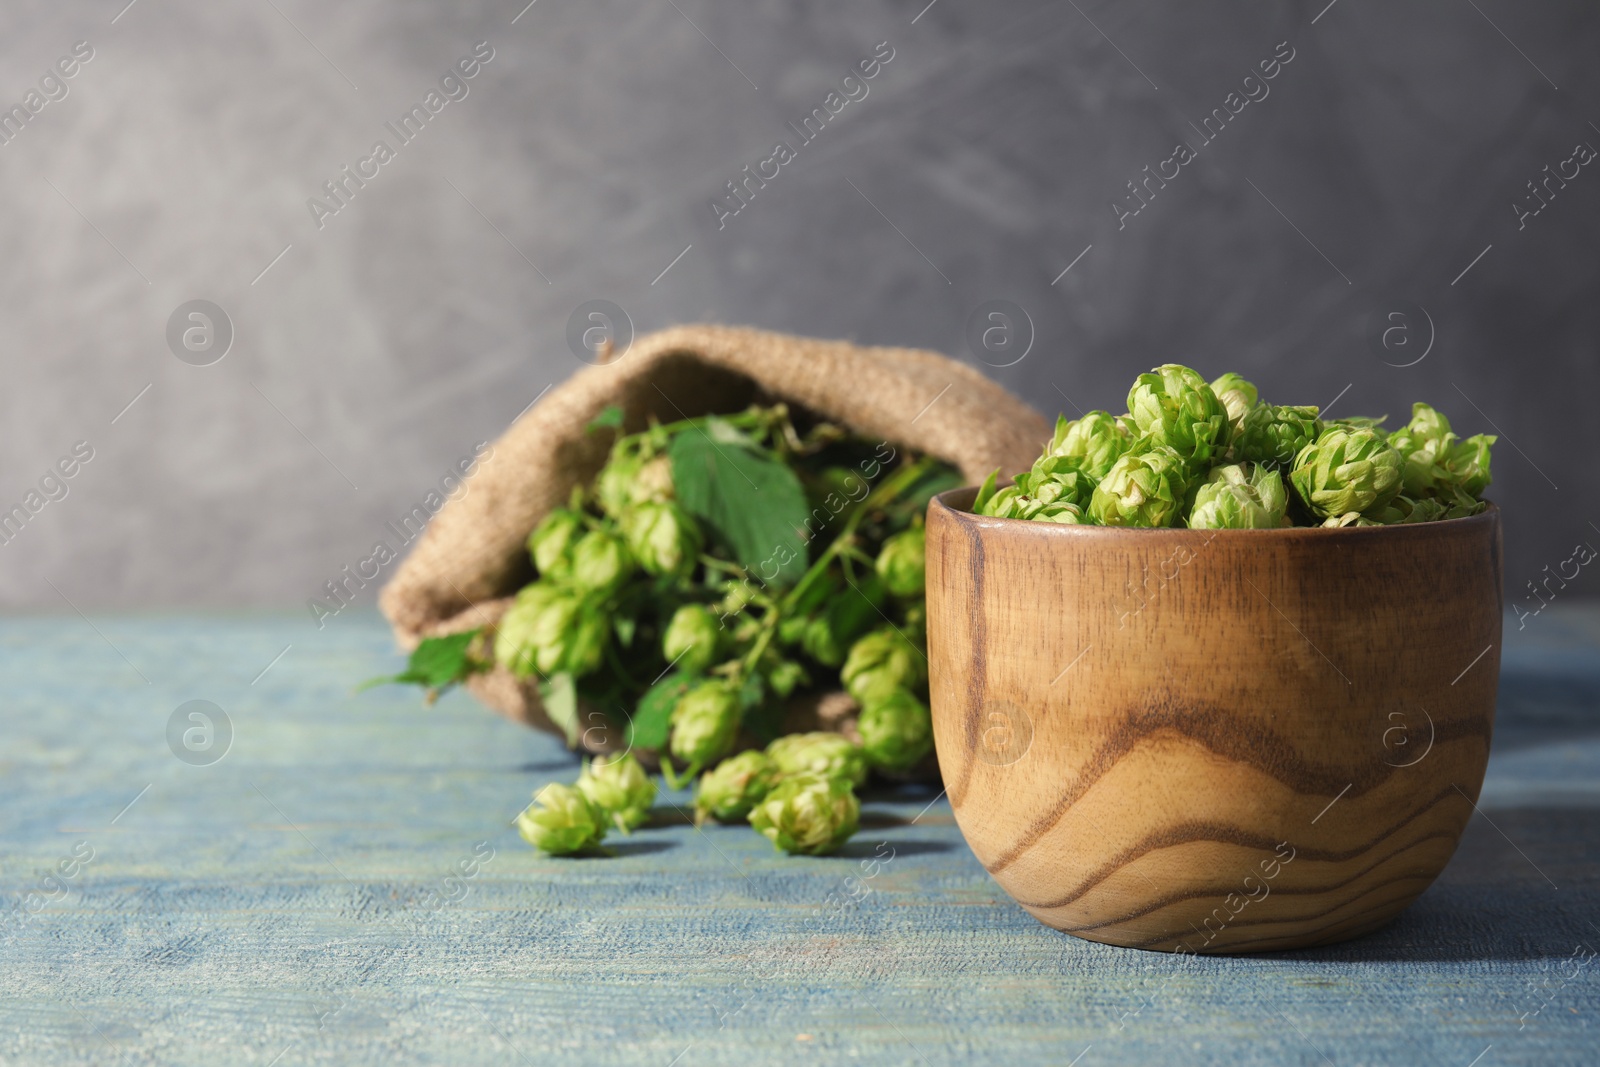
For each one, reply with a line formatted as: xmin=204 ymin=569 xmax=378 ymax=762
xmin=925 ymin=487 xmax=1502 ymax=954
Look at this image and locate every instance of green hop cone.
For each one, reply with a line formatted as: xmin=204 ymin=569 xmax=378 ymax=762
xmin=981 ymin=478 xmax=1091 ymax=523
xmin=1387 ymin=402 xmax=1456 ymax=497
xmin=634 ymin=455 xmax=676 ymax=504
xmin=978 ymin=484 xmax=1027 ymax=519
xmin=1043 ymin=411 xmax=1131 ymax=480
xmin=662 ymin=604 xmax=722 ymax=675
xmin=596 ymin=440 xmax=675 ymax=518
xmin=694 ymin=750 xmax=778 ymax=823
xmin=765 ymin=657 xmax=809 ymax=699
xmin=527 ymin=508 xmax=584 ymax=579
xmin=1234 ymin=404 xmax=1322 ymax=470
xmin=669 ymin=680 xmax=741 ymax=769
xmin=1088 ymin=443 xmax=1191 ymax=527
xmin=1322 ymin=511 xmax=1379 ymax=528
xmin=874 ymin=527 xmax=926 ymax=598
xmin=621 ymin=501 xmax=703 ymax=578
xmin=569 ymin=527 xmax=634 ymax=595
xmin=857 ymin=688 xmax=933 ymax=774
xmin=595 ymin=451 xmax=643 ymax=519
xmin=766 ymin=731 xmax=869 ymax=787
xmin=1035 ymin=501 xmax=1087 ymax=524
xmin=1443 ymin=434 xmax=1495 ymax=498
xmin=1020 ymin=459 xmax=1096 ymax=508
xmin=1186 ymin=463 xmax=1288 ymax=529
xmin=841 ymin=626 xmax=926 ymax=708
xmin=1209 ymin=372 xmax=1259 ymax=430
xmin=1290 ymin=426 xmax=1404 ymax=519
xmin=575 ymin=752 xmax=657 ymax=833
xmin=515 ymin=782 xmax=606 ymax=855
xmin=1364 ymin=493 xmax=1449 ymax=526
xmin=748 ymin=774 xmax=860 ymax=856
xmin=1390 ymin=403 xmax=1496 ymax=502
xmin=800 ymin=615 xmax=846 ymax=667
xmin=494 ymin=582 xmax=609 ymax=679
xmin=1126 ymin=364 xmax=1230 ymax=471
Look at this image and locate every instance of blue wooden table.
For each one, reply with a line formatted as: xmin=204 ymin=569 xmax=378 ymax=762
xmin=3 ymin=608 xmax=1597 ymax=1065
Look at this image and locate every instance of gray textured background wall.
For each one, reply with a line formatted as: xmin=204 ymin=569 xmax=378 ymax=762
xmin=1 ymin=0 xmax=1596 ymax=618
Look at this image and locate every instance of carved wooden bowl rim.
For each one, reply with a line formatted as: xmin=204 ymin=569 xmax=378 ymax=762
xmin=931 ymin=486 xmax=1500 ymax=537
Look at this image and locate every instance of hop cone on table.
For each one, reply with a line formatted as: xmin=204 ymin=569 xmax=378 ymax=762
xmin=694 ymin=750 xmax=778 ymax=823
xmin=766 ymin=731 xmax=869 ymax=788
xmin=748 ymin=774 xmax=861 ymax=856
xmin=576 ymin=752 xmax=657 ymax=833
xmin=516 ymin=782 xmax=607 ymax=855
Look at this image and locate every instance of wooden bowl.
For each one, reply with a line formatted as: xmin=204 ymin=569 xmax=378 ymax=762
xmin=925 ymin=488 xmax=1502 ymax=954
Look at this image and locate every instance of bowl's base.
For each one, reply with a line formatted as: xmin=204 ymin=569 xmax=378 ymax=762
xmin=1030 ymin=892 xmax=1421 ymax=955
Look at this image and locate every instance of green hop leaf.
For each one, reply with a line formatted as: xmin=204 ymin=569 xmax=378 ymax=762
xmin=1186 ymin=463 xmax=1289 ymax=529
xmin=662 ymin=604 xmax=722 ymax=675
xmin=357 ymin=628 xmax=484 ymax=698
xmin=669 ymin=679 xmax=742 ymax=769
xmin=494 ymin=583 xmax=609 ymax=679
xmin=970 ymin=469 xmax=1001 ymax=515
xmin=668 ymin=429 xmax=810 ymax=586
xmin=527 ymin=508 xmax=584 ymax=579
xmin=1234 ymin=404 xmax=1322 ymax=470
xmin=1088 ymin=443 xmax=1191 ymax=527
xmin=1126 ymin=364 xmax=1230 ymax=471
xmin=515 ymin=782 xmax=607 ymax=855
xmin=621 ymin=501 xmax=703 ymax=578
xmin=576 ymin=752 xmax=657 ymax=833
xmin=694 ymin=750 xmax=778 ymax=823
xmin=841 ymin=626 xmax=926 ymax=709
xmin=1209 ymin=372 xmax=1259 ymax=430
xmin=1042 ymin=411 xmax=1131 ymax=480
xmin=765 ymin=731 xmax=869 ymax=787
xmin=800 ymin=574 xmax=887 ymax=667
xmin=874 ymin=527 xmax=926 ymax=598
xmin=857 ymin=688 xmax=933 ymax=774
xmin=586 ymin=404 xmax=626 ymax=434
xmin=748 ymin=774 xmax=861 ymax=856
xmin=1290 ymin=426 xmax=1404 ymax=519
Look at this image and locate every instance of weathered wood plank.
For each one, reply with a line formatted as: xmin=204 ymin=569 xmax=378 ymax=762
xmin=1 ymin=609 xmax=1596 ymax=1065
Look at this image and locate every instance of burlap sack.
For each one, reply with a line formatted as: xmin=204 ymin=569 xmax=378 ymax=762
xmin=379 ymin=323 xmax=1047 ymax=743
